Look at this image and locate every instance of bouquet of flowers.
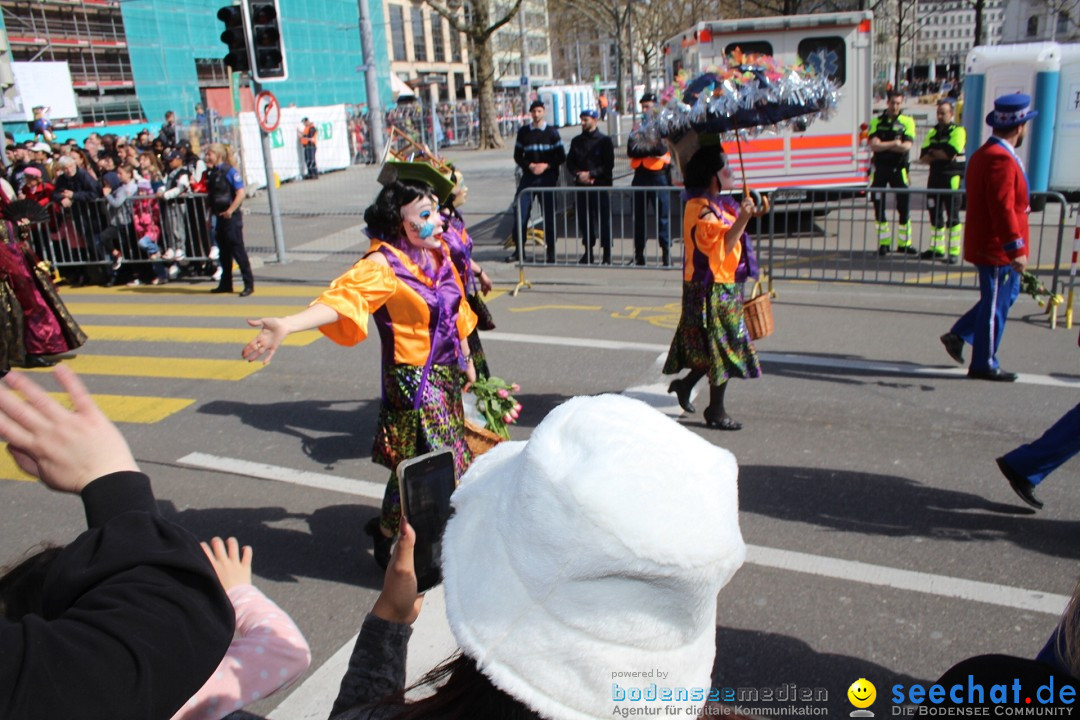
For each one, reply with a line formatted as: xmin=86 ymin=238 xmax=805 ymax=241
xmin=467 ymin=376 xmax=522 ymax=440
xmin=1021 ymin=271 xmax=1064 ymax=309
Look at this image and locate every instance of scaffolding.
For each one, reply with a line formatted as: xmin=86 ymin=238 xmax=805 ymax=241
xmin=1 ymin=0 xmax=141 ymax=123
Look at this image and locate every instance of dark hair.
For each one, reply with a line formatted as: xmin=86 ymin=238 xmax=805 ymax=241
xmin=0 ymin=545 xmax=63 ymax=620
xmin=887 ymin=91 xmax=905 ymax=101
xmin=682 ymin=145 xmax=725 ymax=190
xmin=364 ymin=180 xmax=438 ymax=242
xmin=372 ymin=652 xmax=542 ymax=720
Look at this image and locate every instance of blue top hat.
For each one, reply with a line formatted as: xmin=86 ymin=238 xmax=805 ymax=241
xmin=986 ymin=93 xmax=1038 ymax=129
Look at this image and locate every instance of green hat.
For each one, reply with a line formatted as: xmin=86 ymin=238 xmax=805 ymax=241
xmin=377 ymin=158 xmax=457 ymax=204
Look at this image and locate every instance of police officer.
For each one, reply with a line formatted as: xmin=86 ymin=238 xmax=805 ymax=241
xmin=628 ymin=92 xmax=672 ymax=266
xmin=868 ymin=91 xmax=917 ymax=255
xmin=566 ymin=108 xmax=614 ymax=265
xmin=513 ymin=100 xmax=566 ymax=263
xmin=919 ymin=98 xmax=966 ymax=264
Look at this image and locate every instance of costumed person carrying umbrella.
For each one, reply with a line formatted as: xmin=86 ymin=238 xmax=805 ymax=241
xmin=656 ymin=56 xmax=838 ymax=428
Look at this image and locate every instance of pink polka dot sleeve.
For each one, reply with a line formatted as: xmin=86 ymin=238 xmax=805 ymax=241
xmin=171 ymin=584 xmax=312 ymax=720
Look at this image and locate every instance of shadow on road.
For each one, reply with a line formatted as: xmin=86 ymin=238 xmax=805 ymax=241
xmin=159 ymin=500 xmax=384 ymax=589
xmin=197 ymin=398 xmax=378 ymax=468
xmin=711 ymin=625 xmax=928 ymax=714
xmin=739 ymin=464 xmax=1079 ymax=561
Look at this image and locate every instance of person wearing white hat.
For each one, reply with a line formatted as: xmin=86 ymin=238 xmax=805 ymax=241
xmin=329 ymin=394 xmax=746 ymax=720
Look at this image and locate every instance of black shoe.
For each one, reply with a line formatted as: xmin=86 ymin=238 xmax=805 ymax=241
xmin=210 ymin=286 xmax=233 ymax=294
xmin=878 ymin=245 xmax=889 ymax=256
xmin=239 ymin=287 xmax=254 ymax=298
xmin=601 ymin=253 xmax=611 ymax=266
xmin=996 ymin=457 xmax=1043 ymax=509
xmin=667 ymin=378 xmax=697 ymax=414
xmin=662 ymin=247 xmax=671 ymax=266
xmin=920 ymin=249 xmax=945 ymax=260
xmin=578 ymin=252 xmax=593 ymax=265
xmin=940 ymin=332 xmax=965 ymax=364
xmin=703 ymin=407 xmax=742 ymax=431
xmin=363 ymin=517 xmax=393 ymax=570
xmin=23 ymin=354 xmax=58 ymax=368
xmin=968 ymin=367 xmax=1018 ymax=382
xmin=944 ymin=256 xmax=959 ymax=265
xmin=633 ymin=256 xmax=646 ymax=267
xmin=896 ymin=245 xmax=919 ymax=255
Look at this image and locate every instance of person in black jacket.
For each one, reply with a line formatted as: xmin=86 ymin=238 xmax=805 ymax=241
xmin=51 ymin=155 xmax=108 ymax=285
xmin=513 ymin=100 xmax=565 ymax=263
xmin=566 ymin=109 xmax=614 ymax=265
xmin=0 ymin=366 xmax=235 ymax=720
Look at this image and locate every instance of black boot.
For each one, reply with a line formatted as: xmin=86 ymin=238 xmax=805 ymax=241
xmin=703 ymin=383 xmax=742 ymax=430
xmin=363 ymin=517 xmax=393 ymax=570
xmin=667 ymin=369 xmax=704 ymax=413
xmin=661 ymin=246 xmax=671 ymax=267
xmin=601 ymin=248 xmax=612 ymax=265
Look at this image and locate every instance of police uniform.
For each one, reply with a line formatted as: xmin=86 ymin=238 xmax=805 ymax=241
xmin=868 ymin=109 xmax=917 ymax=253
xmin=920 ymin=120 xmax=966 ymax=262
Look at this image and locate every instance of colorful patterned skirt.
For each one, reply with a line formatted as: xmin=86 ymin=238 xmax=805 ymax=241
xmin=372 ymin=362 xmax=472 ymax=532
xmin=663 ymin=281 xmax=762 ymax=384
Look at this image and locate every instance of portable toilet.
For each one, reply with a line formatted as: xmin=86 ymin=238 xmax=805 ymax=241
xmin=1050 ymin=43 xmax=1080 ymax=198
xmin=963 ymin=42 xmax=1060 ymax=194
xmin=537 ymin=88 xmax=558 ymax=126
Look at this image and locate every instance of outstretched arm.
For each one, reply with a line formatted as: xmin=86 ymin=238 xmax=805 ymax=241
xmin=243 ymin=302 xmax=340 ymax=364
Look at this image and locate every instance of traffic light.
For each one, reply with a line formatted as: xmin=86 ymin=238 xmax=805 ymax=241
xmin=248 ymin=0 xmax=288 ymax=82
xmin=217 ymin=4 xmax=250 ymax=73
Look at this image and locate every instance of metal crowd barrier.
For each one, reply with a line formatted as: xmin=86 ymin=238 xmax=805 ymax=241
xmin=512 ymin=185 xmax=1069 ymax=298
xmin=30 ymin=194 xmax=217 ymax=271
xmin=759 ymin=187 xmax=1068 ymax=293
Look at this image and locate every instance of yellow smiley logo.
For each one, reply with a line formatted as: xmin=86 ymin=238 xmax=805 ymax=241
xmin=848 ymin=678 xmax=876 ymax=709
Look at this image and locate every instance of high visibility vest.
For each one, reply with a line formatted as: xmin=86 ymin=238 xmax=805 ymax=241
xmin=630 ymin=152 xmax=671 ymax=171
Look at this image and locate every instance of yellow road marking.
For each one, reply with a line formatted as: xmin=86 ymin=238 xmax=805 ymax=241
xmin=611 ymin=303 xmax=682 ymax=329
xmin=66 ymin=302 xmax=306 ymax=317
xmin=61 ymin=285 xmax=323 ymax=298
xmin=509 ymin=305 xmax=603 ymax=313
xmin=81 ymin=325 xmax=322 ymax=346
xmin=24 ymin=354 xmax=261 ymax=381
xmin=0 ymin=392 xmax=196 ymax=481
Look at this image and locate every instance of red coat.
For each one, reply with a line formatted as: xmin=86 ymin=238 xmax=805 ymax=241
xmin=963 ymin=137 xmax=1030 ymax=266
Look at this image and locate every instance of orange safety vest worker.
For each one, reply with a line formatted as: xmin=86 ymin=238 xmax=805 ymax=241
xmin=629 ymin=152 xmax=671 ymax=172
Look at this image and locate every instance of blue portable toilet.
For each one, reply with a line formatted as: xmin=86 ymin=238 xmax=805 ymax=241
xmin=964 ymin=42 xmax=1060 ymax=194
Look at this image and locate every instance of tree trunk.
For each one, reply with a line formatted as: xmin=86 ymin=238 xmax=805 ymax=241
xmin=973 ymin=0 xmax=985 ymax=45
xmin=473 ymin=41 xmax=504 ymax=149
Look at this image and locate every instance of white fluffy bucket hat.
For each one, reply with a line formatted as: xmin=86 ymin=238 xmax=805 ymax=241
xmin=441 ymin=394 xmax=746 ymax=720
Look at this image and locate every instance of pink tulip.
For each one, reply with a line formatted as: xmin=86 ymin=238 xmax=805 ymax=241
xmin=503 ymin=413 xmax=513 ymax=424
xmin=510 ymin=408 xmax=520 ymax=420
xmin=513 ymin=403 xmax=522 ymax=412
xmin=511 ymin=383 xmax=521 ymax=392
xmin=497 ymin=388 xmax=509 ymax=399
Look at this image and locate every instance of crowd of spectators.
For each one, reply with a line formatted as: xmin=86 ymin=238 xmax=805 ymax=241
xmin=3 ymin=113 xmax=222 ymax=287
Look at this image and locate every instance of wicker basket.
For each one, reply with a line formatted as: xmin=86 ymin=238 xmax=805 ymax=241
xmin=465 ymin=420 xmax=504 ymax=456
xmin=743 ymin=281 xmax=774 ymax=340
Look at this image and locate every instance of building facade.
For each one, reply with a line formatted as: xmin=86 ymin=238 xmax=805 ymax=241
xmin=1001 ymin=0 xmax=1080 ymax=43
xmin=491 ymin=0 xmax=553 ymax=91
xmin=916 ymin=0 xmax=1005 ymax=70
xmin=383 ymin=1 xmax=472 ymax=101
xmin=0 ymin=0 xmax=392 ymax=126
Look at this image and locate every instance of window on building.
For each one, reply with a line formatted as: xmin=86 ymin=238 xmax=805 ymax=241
xmin=725 ymin=40 xmax=773 ymax=56
xmin=797 ymin=36 xmax=845 ymax=86
xmin=390 ymin=5 xmax=407 ymax=61
xmin=529 ymin=61 xmax=547 ymax=76
xmin=1058 ymin=11 xmax=1070 ymax=35
xmin=432 ymin=16 xmax=446 ymax=62
xmin=454 ymin=71 xmax=467 ymax=98
xmin=1027 ymin=15 xmax=1039 ymax=37
xmin=527 ymin=36 xmax=547 ymax=55
xmin=450 ymin=21 xmax=462 ymax=62
xmin=412 ymin=6 xmax=428 ymax=61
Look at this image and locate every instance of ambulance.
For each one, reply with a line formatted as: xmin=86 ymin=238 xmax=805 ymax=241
xmin=662 ymin=11 xmax=874 ymax=194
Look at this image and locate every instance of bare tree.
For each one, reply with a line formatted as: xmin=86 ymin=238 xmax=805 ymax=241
xmin=425 ymin=0 xmax=525 ymax=149
xmin=557 ymin=0 xmax=635 ymax=110
xmin=742 ymin=0 xmax=860 ymax=17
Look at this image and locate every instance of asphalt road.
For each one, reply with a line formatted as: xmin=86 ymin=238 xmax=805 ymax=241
xmin=1 ymin=137 xmax=1078 ymax=719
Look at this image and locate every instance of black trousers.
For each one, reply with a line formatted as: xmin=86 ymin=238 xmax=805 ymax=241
xmin=927 ymin=173 xmax=962 ymax=228
xmin=217 ymin=211 xmax=253 ymax=290
xmin=871 ymin=165 xmax=910 ymax=224
xmin=515 ymin=176 xmax=558 ymax=261
xmin=632 ymin=172 xmax=671 ymax=255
